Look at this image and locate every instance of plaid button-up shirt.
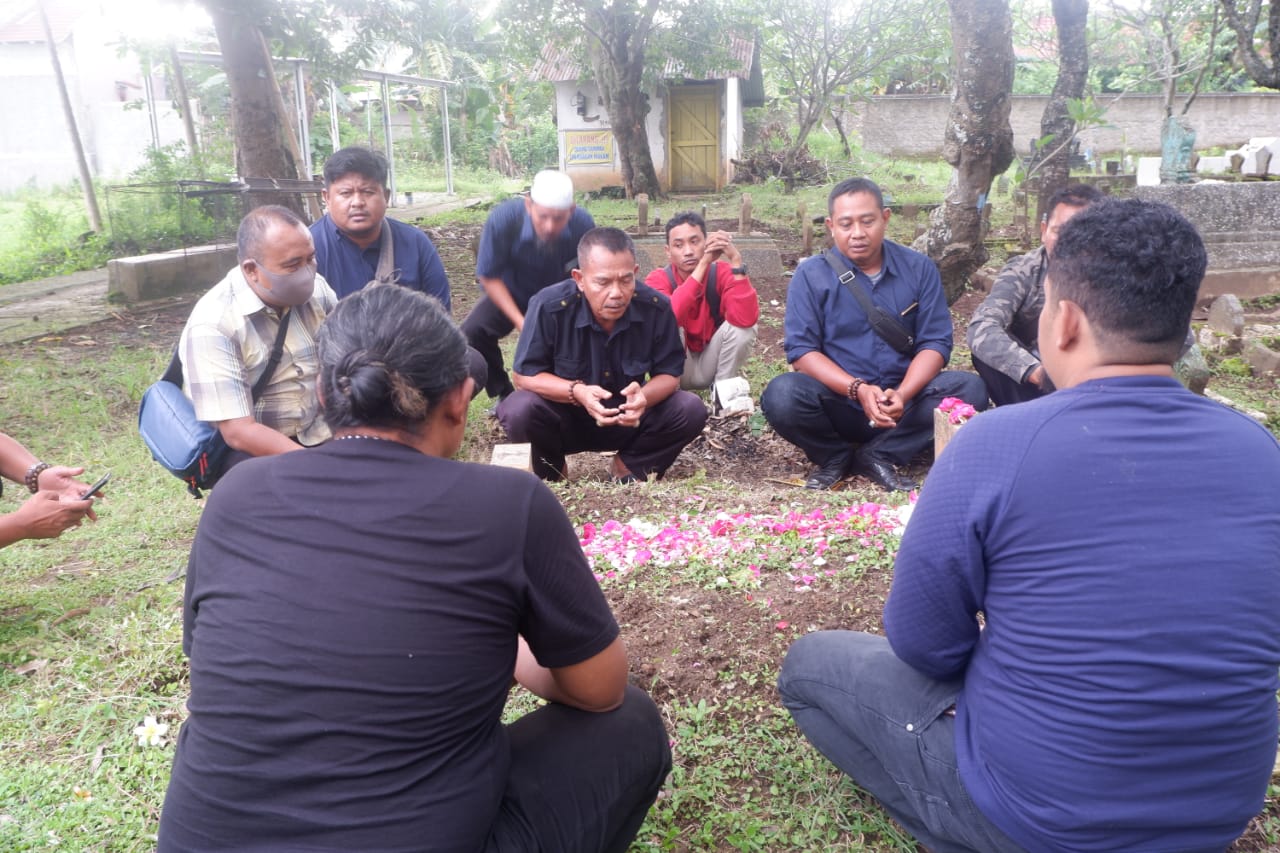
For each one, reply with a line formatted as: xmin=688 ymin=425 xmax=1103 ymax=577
xmin=179 ymin=267 xmax=336 ymax=446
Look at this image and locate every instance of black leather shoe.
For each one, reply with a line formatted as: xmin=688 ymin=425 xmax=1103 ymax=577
xmin=804 ymin=452 xmax=853 ymax=490
xmin=855 ymin=449 xmax=918 ymax=492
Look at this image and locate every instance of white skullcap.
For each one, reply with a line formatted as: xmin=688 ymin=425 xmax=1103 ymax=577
xmin=529 ymin=170 xmax=575 ymax=209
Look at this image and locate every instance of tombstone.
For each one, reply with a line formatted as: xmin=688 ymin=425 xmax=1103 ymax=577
xmin=1198 ymin=293 xmax=1245 ymax=355
xmin=490 ymin=443 xmax=533 ymax=472
xmin=1172 ymin=343 xmax=1211 ymax=395
xmin=1239 ymin=137 xmax=1277 ymax=176
xmin=1245 ymin=340 xmax=1280 ymax=376
xmin=1239 ymin=139 xmax=1269 ymax=175
xmin=997 ymin=175 xmax=1009 ymax=195
xmin=739 ymin=194 xmax=752 ymax=233
xmin=1159 ymin=116 xmax=1196 ymax=184
xmin=1136 ymin=157 xmax=1162 ymax=187
xmin=1195 ymin=156 xmax=1231 ymax=176
xmin=636 ymin=194 xmax=649 ymax=236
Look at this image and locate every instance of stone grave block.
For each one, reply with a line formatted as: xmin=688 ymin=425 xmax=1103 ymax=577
xmin=1136 ymin=157 xmax=1162 ymax=186
xmin=1195 ymin=156 xmax=1231 ymax=175
xmin=490 ymin=443 xmax=532 ymax=472
xmin=1198 ymin=294 xmax=1245 ymax=354
xmin=1239 ymin=138 xmax=1276 ymax=176
xmin=1245 ymin=340 xmax=1280 ymax=376
xmin=1173 ymin=343 xmax=1210 ymax=395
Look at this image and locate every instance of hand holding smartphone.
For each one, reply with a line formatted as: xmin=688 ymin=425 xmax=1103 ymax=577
xmin=79 ymin=472 xmax=111 ymax=500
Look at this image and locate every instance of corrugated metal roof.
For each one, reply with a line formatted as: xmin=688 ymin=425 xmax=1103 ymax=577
xmin=0 ymin=1 xmax=78 ymax=44
xmin=531 ymin=33 xmax=757 ymax=83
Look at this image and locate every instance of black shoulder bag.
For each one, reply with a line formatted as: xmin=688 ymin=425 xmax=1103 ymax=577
xmin=664 ymin=263 xmax=723 ymax=327
xmin=822 ymin=249 xmax=914 ymax=355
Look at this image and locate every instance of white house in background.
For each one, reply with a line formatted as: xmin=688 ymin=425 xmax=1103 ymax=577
xmin=531 ymin=36 xmax=765 ymax=193
xmin=0 ymin=0 xmax=189 ymax=192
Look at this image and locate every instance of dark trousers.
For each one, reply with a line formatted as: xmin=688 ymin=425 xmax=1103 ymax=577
xmin=483 ymin=685 xmax=672 ymax=853
xmin=778 ymin=632 xmax=1026 ymax=853
xmin=760 ymin=370 xmax=989 ymax=467
xmin=971 ymin=354 xmax=1049 ymax=408
xmin=462 ymin=295 xmax=519 ymax=399
xmin=496 ymin=389 xmax=708 ymax=481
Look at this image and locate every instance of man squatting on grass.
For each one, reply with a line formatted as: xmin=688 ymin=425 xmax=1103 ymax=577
xmin=644 ymin=211 xmax=759 ymax=394
xmin=497 ymin=227 xmax=708 ymax=483
xmin=778 ymin=198 xmax=1280 ymax=852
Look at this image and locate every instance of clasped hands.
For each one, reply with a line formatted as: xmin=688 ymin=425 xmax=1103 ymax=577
xmin=577 ymin=381 xmax=646 ymax=427
xmin=854 ymin=383 xmax=905 ymax=428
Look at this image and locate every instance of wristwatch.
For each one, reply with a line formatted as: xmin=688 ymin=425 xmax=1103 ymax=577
xmin=731 ymin=264 xmax=747 ymax=275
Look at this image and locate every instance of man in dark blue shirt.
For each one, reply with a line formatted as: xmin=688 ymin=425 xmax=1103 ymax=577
xmin=311 ymin=146 xmax=483 ymax=394
xmin=761 ymin=178 xmax=987 ymax=491
xmin=496 ymin=227 xmax=707 ymax=483
xmin=777 ymin=198 xmax=1280 ymax=853
xmin=462 ymin=171 xmax=596 ymax=401
xmin=310 ymin=147 xmax=451 ymax=306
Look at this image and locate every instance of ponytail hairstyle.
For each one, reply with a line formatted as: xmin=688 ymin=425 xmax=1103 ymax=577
xmin=317 ymin=284 xmax=468 ymax=431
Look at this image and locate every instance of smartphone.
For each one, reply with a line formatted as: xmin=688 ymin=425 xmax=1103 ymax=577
xmin=79 ymin=472 xmax=111 ymax=500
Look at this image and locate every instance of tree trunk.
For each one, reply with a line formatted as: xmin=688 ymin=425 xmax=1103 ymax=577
xmin=38 ymin=0 xmax=101 ymax=233
xmin=203 ymin=1 xmax=307 ymax=216
xmin=1220 ymin=0 xmax=1280 ymax=90
xmin=168 ymin=44 xmax=204 ymax=177
xmin=914 ymin=0 xmax=1015 ymax=305
xmin=585 ymin=0 xmax=663 ymax=198
xmin=1035 ymin=0 xmax=1088 ymax=224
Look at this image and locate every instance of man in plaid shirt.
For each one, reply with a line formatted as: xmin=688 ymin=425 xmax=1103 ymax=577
xmin=179 ymin=205 xmax=336 ymax=466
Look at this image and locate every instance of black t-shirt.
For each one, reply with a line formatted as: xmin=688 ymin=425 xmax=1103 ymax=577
xmin=158 ymin=438 xmax=619 ymax=852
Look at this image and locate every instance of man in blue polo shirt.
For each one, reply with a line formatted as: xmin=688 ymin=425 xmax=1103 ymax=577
xmin=777 ymin=198 xmax=1280 ymax=853
xmin=310 ymin=147 xmax=451 ymax=305
xmin=761 ymin=177 xmax=987 ymax=491
xmin=462 ymin=170 xmax=596 ymax=402
xmin=312 ymin=146 xmax=484 ymax=394
xmin=496 ymin=227 xmax=707 ymax=483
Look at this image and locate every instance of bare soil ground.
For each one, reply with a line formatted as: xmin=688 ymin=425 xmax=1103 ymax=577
xmin=42 ymin=213 xmax=1278 ymax=851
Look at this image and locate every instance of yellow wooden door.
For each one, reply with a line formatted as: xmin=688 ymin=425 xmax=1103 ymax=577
xmin=669 ymin=87 xmax=719 ymax=191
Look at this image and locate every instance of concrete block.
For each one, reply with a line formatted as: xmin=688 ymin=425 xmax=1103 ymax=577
xmin=1245 ymin=340 xmax=1280 ymax=376
xmin=634 ymin=234 xmax=784 ymax=283
xmin=1194 ymin=155 xmax=1232 ymax=175
xmin=1137 ymin=157 xmax=1162 ymax=186
xmin=108 ymin=244 xmax=238 ymax=303
xmin=1208 ymin=293 xmax=1245 ymax=337
xmin=490 ymin=443 xmax=532 ymax=472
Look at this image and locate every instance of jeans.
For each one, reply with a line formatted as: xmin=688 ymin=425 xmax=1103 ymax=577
xmin=760 ymin=370 xmax=989 ymax=466
xmin=777 ymin=632 xmax=1025 ymax=853
xmin=484 ymin=685 xmax=672 ymax=853
xmin=971 ymin=354 xmax=1050 ymax=408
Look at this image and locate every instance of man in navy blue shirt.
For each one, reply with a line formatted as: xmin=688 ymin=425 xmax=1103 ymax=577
xmin=496 ymin=227 xmax=707 ymax=483
xmin=462 ymin=171 xmax=596 ymax=402
xmin=778 ymin=199 xmax=1280 ymax=853
xmin=311 ymin=146 xmax=484 ymax=394
xmin=310 ymin=147 xmax=451 ymax=306
xmin=761 ymin=178 xmax=987 ymax=491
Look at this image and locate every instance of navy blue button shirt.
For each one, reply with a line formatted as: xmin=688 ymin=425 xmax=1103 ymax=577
xmin=475 ymin=199 xmax=596 ymax=309
xmin=783 ymin=240 xmax=954 ymax=386
xmin=311 ymin=215 xmax=451 ymax=310
xmin=512 ymin=279 xmax=685 ymax=393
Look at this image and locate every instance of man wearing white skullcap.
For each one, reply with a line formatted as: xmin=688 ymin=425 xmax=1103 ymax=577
xmin=462 ymin=170 xmax=596 ymax=402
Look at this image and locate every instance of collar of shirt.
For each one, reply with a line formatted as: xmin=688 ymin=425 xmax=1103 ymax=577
xmin=570 ymin=292 xmax=641 ymax=339
xmin=228 ymin=266 xmax=275 ymax=318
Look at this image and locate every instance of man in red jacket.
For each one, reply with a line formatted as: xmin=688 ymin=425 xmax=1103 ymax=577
xmin=645 ymin=212 xmax=759 ymax=401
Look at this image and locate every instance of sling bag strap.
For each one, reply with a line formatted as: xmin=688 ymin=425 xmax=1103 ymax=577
xmin=163 ymin=306 xmax=293 ymax=404
xmin=822 ymin=249 xmax=914 ymax=355
xmin=373 ymin=220 xmax=397 ymax=284
xmin=664 ymin=263 xmax=724 ymax=327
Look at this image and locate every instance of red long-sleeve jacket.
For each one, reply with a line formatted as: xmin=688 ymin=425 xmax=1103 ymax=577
xmin=644 ymin=261 xmax=760 ymax=353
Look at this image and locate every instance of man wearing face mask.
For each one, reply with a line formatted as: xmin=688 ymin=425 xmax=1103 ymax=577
xmin=179 ymin=205 xmax=337 ymax=465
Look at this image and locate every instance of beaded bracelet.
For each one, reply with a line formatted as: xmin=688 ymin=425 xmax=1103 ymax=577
xmin=25 ymin=461 xmax=51 ymax=493
xmin=568 ymin=379 xmax=583 ymax=406
xmin=846 ymin=378 xmax=864 ymax=401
